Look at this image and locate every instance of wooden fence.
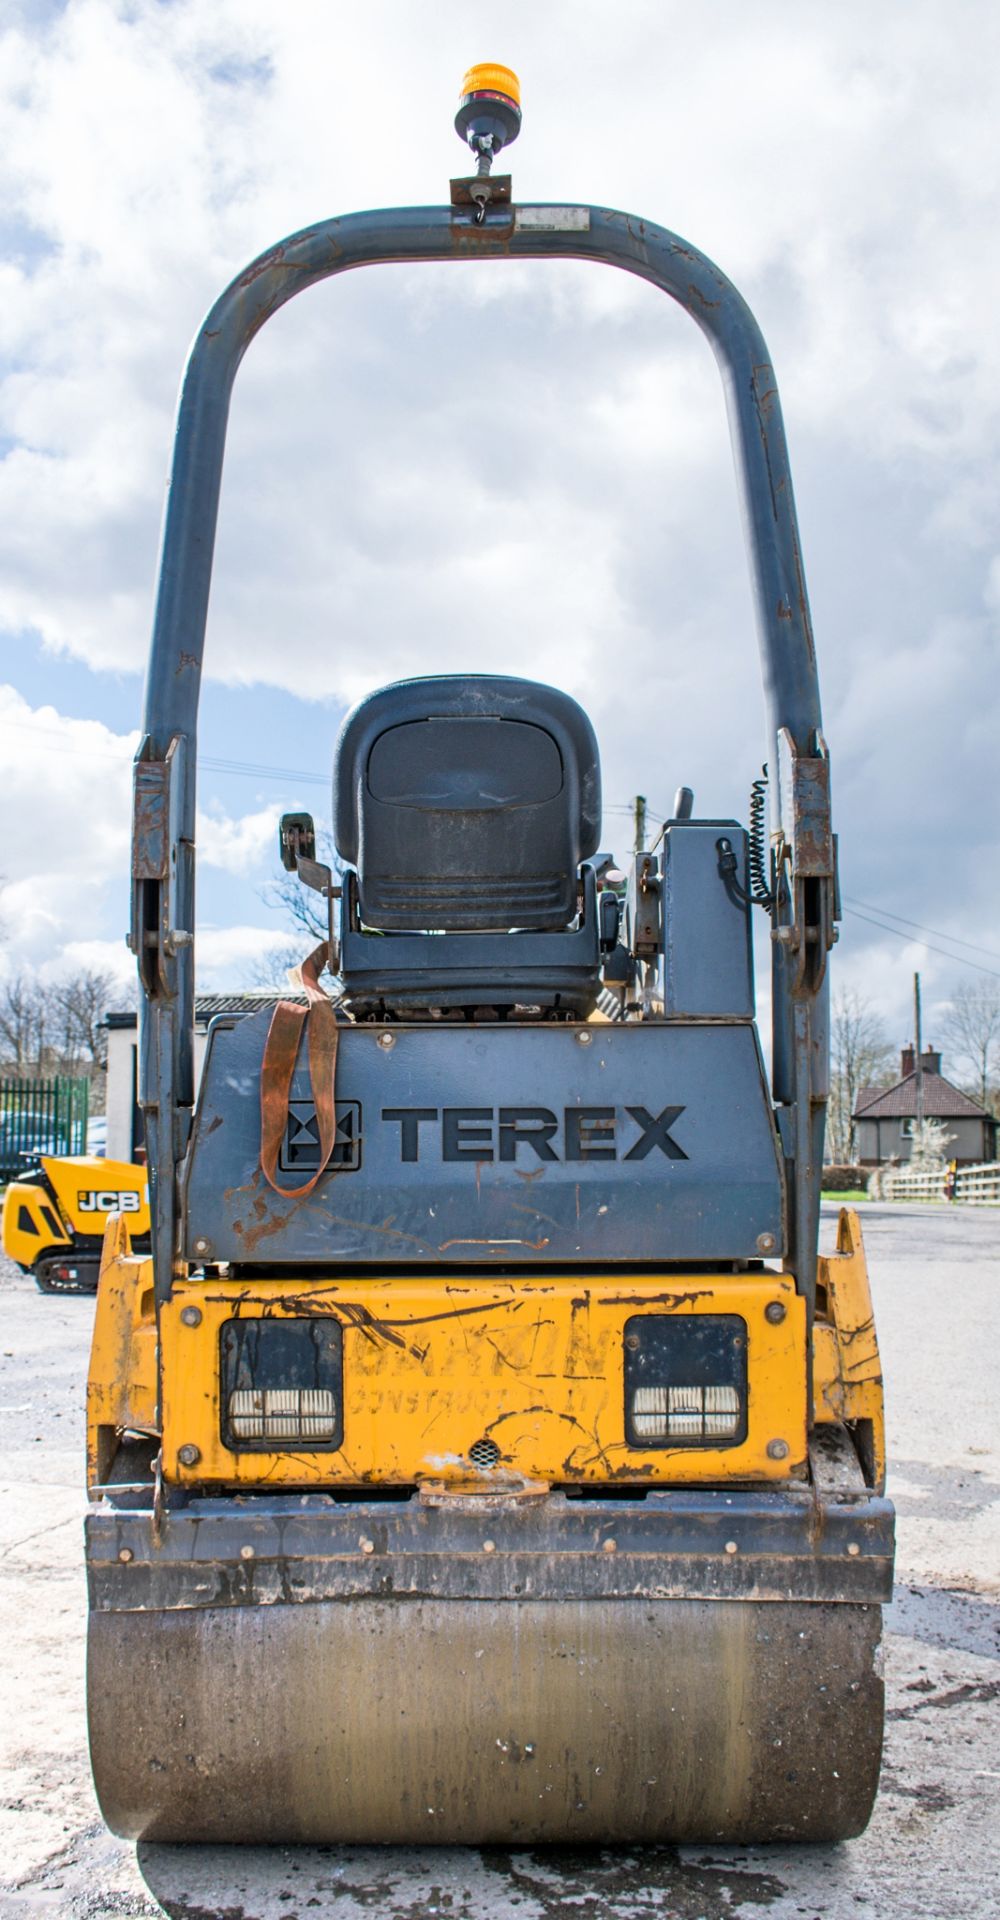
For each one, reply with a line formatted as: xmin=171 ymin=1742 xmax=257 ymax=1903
xmin=881 ymin=1161 xmax=1000 ymax=1204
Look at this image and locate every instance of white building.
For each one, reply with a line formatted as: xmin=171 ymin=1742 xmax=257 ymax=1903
xmin=104 ymin=994 xmax=304 ymax=1161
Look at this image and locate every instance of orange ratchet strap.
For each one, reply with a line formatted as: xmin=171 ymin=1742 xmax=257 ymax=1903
xmin=259 ymin=941 xmax=340 ymax=1198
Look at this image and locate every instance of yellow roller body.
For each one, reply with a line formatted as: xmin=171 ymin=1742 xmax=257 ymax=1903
xmin=157 ymin=1268 xmax=806 ymax=1490
xmin=86 ymin=1210 xmax=892 ymax=1844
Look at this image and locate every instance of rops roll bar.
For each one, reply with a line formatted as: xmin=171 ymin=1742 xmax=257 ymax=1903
xmin=131 ymin=198 xmax=836 ymax=1308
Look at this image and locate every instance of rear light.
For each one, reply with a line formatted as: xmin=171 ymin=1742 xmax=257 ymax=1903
xmin=631 ymin=1383 xmax=741 ymax=1441
xmin=220 ymin=1317 xmax=344 ymax=1452
xmin=624 ymin=1314 xmax=747 ymax=1449
xmin=229 ymin=1388 xmax=338 ymax=1443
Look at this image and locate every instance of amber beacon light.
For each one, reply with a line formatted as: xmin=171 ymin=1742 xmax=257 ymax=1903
xmin=455 ymin=63 xmax=522 ymax=173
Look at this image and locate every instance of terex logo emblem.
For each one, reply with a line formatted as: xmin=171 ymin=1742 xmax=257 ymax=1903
xmin=280 ymin=1100 xmax=362 ymax=1174
xmin=78 ymin=1190 xmax=143 ymax=1213
xmin=381 ymin=1106 xmax=688 ymax=1163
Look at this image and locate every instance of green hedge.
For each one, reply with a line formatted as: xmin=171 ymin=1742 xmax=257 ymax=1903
xmin=821 ymin=1164 xmax=870 ymax=1193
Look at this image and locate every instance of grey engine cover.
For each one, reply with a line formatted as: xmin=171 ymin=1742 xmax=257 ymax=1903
xmin=181 ymin=1011 xmax=784 ymax=1266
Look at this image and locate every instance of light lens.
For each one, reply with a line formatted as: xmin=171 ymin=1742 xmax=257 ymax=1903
xmin=460 ymin=63 xmax=521 ymax=106
xmin=220 ymin=1317 xmax=343 ymax=1452
xmin=631 ymin=1383 xmax=741 ymax=1441
xmin=624 ymin=1314 xmax=747 ymax=1449
xmin=229 ymin=1387 xmax=338 ymax=1443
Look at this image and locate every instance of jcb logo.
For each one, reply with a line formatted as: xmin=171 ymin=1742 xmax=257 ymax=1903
xmin=78 ymin=1190 xmax=143 ymax=1214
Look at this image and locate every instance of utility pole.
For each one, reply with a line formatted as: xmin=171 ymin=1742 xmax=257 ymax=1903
xmin=633 ymin=794 xmax=647 ymax=855
xmin=914 ymin=971 xmax=924 ymax=1129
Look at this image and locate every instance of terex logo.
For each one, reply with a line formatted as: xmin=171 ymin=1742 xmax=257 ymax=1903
xmin=78 ymin=1190 xmax=144 ymax=1214
xmin=381 ymin=1106 xmax=688 ymax=1163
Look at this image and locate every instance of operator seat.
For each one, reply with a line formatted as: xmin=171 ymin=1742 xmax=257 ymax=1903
xmin=333 ymin=674 xmax=604 ymax=1014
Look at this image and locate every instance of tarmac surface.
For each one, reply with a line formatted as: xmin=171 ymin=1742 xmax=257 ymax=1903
xmin=1 ymin=1200 xmax=997 ymax=1919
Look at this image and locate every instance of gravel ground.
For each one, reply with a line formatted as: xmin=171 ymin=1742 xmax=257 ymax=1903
xmin=1 ymin=1200 xmax=997 ymax=1919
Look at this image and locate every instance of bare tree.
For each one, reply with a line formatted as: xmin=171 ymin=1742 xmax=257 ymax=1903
xmin=243 ymin=940 xmax=311 ymax=990
xmin=0 ymin=967 xmax=132 ymax=1089
xmin=0 ymin=972 xmax=47 ymax=1073
xmin=827 ymin=987 xmax=895 ymax=1163
xmin=52 ymin=969 xmax=133 ymax=1075
xmin=940 ymin=980 xmax=1000 ymax=1117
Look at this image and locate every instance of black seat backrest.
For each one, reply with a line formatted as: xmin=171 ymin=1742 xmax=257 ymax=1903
xmin=334 ymin=676 xmax=601 ymax=932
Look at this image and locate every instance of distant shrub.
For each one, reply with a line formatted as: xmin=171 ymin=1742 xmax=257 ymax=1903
xmin=821 ymin=1164 xmax=869 ymax=1192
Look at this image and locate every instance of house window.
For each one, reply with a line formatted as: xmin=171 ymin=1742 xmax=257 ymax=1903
xmin=901 ymin=1118 xmax=916 ymax=1138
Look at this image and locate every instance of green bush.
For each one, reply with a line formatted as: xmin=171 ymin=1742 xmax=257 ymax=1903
xmin=821 ymin=1164 xmax=870 ymax=1193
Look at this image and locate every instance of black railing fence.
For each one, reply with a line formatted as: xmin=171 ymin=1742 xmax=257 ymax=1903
xmin=0 ymin=1077 xmax=89 ymax=1183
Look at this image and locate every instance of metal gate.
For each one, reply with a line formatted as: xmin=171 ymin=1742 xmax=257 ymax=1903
xmin=0 ymin=1077 xmax=89 ymax=1182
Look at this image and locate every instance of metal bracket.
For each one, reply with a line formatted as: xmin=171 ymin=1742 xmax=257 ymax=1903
xmin=625 ymin=852 xmax=662 ymax=960
xmin=450 ymin=173 xmax=512 ymax=213
xmin=772 ymin=728 xmax=837 ymax=995
xmin=278 ymin=813 xmax=340 ymax=972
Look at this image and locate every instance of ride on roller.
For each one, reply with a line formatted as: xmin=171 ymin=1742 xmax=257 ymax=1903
xmin=85 ymin=66 xmax=894 ymax=1844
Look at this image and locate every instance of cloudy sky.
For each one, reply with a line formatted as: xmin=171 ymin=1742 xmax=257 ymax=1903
xmin=1 ymin=0 xmax=998 ymax=1064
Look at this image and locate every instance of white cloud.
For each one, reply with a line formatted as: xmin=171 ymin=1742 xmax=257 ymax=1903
xmin=39 ymin=937 xmax=137 ymax=992
xmin=1 ymin=2 xmax=999 ymax=1041
xmin=194 ymin=923 xmax=292 ymax=980
xmin=196 ymin=803 xmax=281 ymax=875
xmin=0 ymin=688 xmax=300 ymax=984
xmin=0 ymin=685 xmax=136 ymax=956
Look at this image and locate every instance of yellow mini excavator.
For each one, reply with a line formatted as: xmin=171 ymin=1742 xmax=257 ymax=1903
xmin=3 ymin=1154 xmax=149 ymax=1292
xmin=84 ymin=67 xmax=893 ymax=1844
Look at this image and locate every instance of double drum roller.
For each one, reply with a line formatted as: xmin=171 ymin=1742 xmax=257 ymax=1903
xmin=85 ymin=68 xmax=893 ymax=1845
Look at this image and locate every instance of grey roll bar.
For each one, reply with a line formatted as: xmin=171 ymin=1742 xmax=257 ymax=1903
xmin=132 ymin=200 xmax=835 ymax=1308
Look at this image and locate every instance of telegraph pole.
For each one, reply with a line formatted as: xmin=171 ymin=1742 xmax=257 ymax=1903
xmin=914 ymin=971 xmax=925 ymax=1128
xmin=633 ymin=794 xmax=647 ymax=855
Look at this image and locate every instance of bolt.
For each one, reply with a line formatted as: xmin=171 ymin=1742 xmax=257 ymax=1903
xmin=767 ymin=1438 xmax=790 ymax=1461
xmin=847 ymin=1542 xmax=860 ymax=1557
xmin=483 ymin=1539 xmax=496 ymax=1554
xmin=240 ymin=1544 xmax=255 ymax=1561
xmin=757 ymin=1232 xmax=776 ymax=1255
xmin=624 ymin=1332 xmax=640 ymax=1351
xmin=118 ymin=1547 xmax=133 ymax=1563
xmin=180 ymin=1305 xmax=202 ymax=1328
xmin=360 ymin=1537 xmax=375 ymax=1555
xmin=177 ymin=1443 xmax=201 ymax=1468
xmin=377 ymin=1032 xmax=395 ymax=1050
xmin=576 ymin=1030 xmax=593 ymax=1046
xmin=193 ymin=1238 xmax=210 ymax=1257
xmin=602 ymin=1538 xmax=617 ymax=1554
xmin=725 ymin=1540 xmax=739 ymax=1555
xmin=764 ymin=1300 xmax=786 ymax=1325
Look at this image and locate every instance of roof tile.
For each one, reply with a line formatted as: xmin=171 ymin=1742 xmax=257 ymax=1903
xmin=854 ymin=1071 xmax=987 ymax=1120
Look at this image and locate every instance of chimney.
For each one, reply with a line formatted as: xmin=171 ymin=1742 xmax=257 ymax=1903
xmin=921 ymin=1046 xmax=941 ymax=1076
xmin=901 ymin=1045 xmax=915 ymax=1077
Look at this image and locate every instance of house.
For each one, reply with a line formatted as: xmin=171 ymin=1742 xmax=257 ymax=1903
xmin=853 ymin=1046 xmax=997 ymax=1169
xmin=104 ymin=993 xmax=304 ymax=1162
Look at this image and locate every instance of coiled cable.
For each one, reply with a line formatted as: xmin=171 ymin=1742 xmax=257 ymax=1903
xmin=748 ymin=766 xmax=775 ymax=911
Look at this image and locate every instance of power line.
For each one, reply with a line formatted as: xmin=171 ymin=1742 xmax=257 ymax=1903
xmin=4 ymin=719 xmax=673 ymax=816
xmin=843 ymin=894 xmax=1000 ymax=966
xmin=1 ymin=717 xmax=663 ymax=818
xmin=842 ymin=905 xmax=1000 ymax=982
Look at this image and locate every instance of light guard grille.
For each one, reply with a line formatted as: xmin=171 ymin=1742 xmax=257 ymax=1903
xmin=220 ymin=1317 xmax=344 ymax=1452
xmin=624 ymin=1314 xmax=748 ymax=1450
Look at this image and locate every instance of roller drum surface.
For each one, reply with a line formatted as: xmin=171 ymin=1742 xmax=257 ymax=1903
xmin=88 ymin=1595 xmax=884 ymax=1844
